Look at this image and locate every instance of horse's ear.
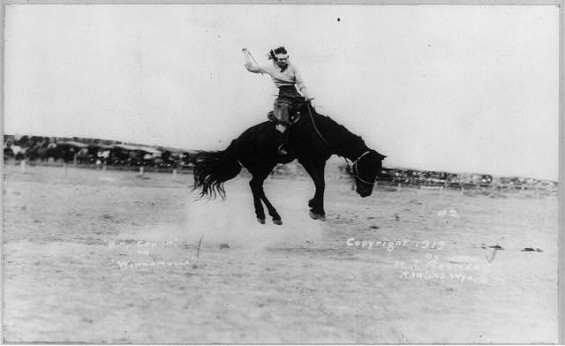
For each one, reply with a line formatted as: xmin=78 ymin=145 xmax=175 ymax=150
xmin=375 ymin=152 xmax=386 ymax=160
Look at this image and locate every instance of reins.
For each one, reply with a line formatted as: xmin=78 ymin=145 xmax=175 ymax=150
xmin=305 ymin=102 xmax=336 ymax=154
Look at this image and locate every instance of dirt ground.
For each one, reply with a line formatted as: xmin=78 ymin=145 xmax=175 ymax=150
xmin=2 ymin=164 xmax=559 ymax=343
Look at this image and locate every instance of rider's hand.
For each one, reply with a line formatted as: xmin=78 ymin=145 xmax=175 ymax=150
xmin=242 ymin=48 xmax=249 ymax=54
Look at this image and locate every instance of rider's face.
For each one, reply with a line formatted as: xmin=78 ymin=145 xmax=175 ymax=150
xmin=275 ymin=54 xmax=289 ymax=68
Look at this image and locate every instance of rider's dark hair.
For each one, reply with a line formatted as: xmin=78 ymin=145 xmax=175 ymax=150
xmin=268 ymin=46 xmax=288 ymax=60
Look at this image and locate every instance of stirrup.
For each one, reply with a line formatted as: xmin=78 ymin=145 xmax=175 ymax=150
xmin=278 ymin=144 xmax=289 ymax=156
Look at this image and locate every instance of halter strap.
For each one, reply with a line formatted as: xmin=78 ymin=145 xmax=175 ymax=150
xmin=352 ymin=150 xmax=377 ymax=185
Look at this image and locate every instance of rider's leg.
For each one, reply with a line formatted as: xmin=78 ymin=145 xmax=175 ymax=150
xmin=277 ymin=104 xmax=291 ymax=155
xmin=274 ymin=103 xmax=290 ymax=134
xmin=279 ymin=103 xmax=290 ymax=126
xmin=272 ymin=99 xmax=290 ymax=155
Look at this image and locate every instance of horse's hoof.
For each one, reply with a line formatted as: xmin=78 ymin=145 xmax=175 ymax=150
xmin=309 ymin=211 xmax=318 ymax=220
xmin=257 ymin=218 xmax=266 ymax=224
xmin=273 ymin=219 xmax=283 ymax=226
xmin=309 ymin=210 xmax=326 ymax=221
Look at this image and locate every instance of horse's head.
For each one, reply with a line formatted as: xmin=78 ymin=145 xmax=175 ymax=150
xmin=352 ymin=150 xmax=386 ymax=198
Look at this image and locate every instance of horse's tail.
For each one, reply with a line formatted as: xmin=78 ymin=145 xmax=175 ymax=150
xmin=192 ymin=150 xmax=242 ymax=199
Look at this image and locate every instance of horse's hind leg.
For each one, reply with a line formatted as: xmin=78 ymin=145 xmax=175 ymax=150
xmin=251 ymin=171 xmax=283 ymax=225
xmin=259 ymin=189 xmax=282 ymax=225
xmin=249 ymin=177 xmax=266 ymax=224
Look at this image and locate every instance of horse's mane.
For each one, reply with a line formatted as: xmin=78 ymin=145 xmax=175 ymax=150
xmin=308 ymin=108 xmax=368 ymax=155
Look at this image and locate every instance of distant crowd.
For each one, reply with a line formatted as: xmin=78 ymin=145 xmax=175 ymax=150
xmin=3 ymin=135 xmax=194 ymax=169
xmin=4 ymin=134 xmax=558 ymax=193
xmin=272 ymin=160 xmax=558 ymax=193
xmin=373 ymin=167 xmax=557 ymax=192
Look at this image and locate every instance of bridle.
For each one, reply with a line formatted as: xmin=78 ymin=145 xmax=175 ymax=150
xmin=352 ymin=150 xmax=377 ymax=186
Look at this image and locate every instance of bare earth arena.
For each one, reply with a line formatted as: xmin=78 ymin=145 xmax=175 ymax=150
xmin=2 ymin=163 xmax=558 ymax=343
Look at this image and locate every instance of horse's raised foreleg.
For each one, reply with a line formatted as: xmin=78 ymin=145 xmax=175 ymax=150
xmin=301 ymin=159 xmax=327 ymax=221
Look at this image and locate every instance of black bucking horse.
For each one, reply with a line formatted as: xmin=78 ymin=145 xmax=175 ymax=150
xmin=192 ymin=102 xmax=386 ymax=225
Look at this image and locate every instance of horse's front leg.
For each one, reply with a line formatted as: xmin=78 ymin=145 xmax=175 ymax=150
xmin=301 ymin=159 xmax=327 ymax=221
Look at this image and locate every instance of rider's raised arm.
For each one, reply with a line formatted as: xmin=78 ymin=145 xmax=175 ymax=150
xmin=245 ymin=62 xmax=264 ymax=74
xmin=243 ymin=49 xmax=266 ymax=74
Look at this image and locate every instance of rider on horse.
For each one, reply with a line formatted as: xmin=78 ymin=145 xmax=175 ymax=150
xmin=242 ymin=46 xmax=312 ymax=155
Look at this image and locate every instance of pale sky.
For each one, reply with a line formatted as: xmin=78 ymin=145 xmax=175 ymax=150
xmin=3 ymin=4 xmax=560 ymax=180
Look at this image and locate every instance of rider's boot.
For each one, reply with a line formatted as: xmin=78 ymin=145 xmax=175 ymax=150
xmin=275 ymin=123 xmax=287 ymax=133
